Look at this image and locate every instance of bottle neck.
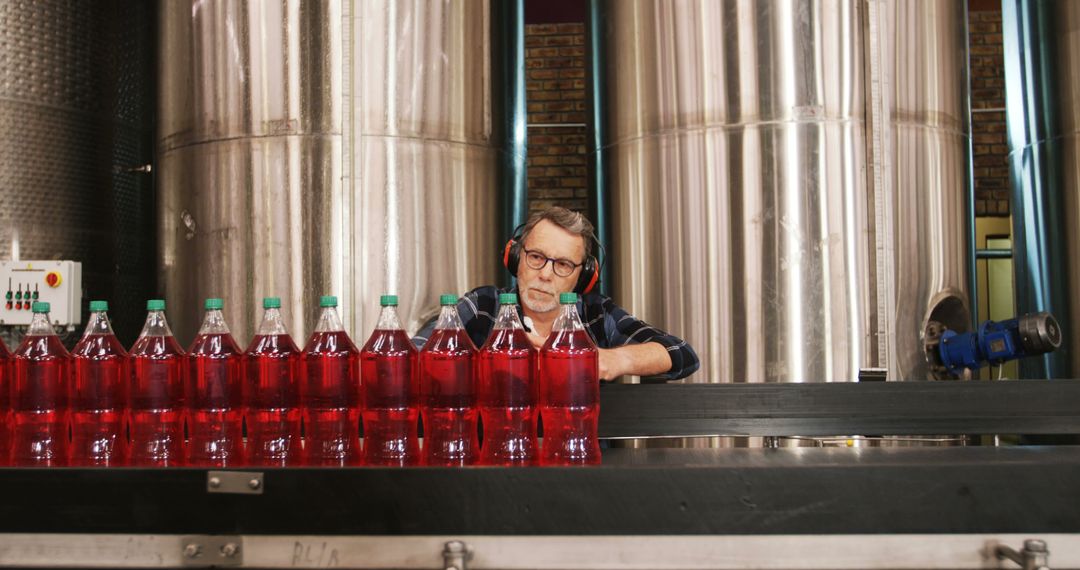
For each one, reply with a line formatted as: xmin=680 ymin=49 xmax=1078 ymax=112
xmin=552 ymin=303 xmax=583 ymax=333
xmin=197 ymin=309 xmax=231 ymax=335
xmin=256 ymin=307 xmax=289 ymax=336
xmin=493 ymin=303 xmax=524 ymax=331
xmin=81 ymin=311 xmax=115 ymax=337
xmin=27 ymin=312 xmax=55 ymax=336
xmin=314 ymin=306 xmax=345 ymax=333
xmin=375 ymin=305 xmax=404 ymax=330
xmin=138 ymin=310 xmax=174 ymax=338
xmin=434 ymin=305 xmax=465 ymax=331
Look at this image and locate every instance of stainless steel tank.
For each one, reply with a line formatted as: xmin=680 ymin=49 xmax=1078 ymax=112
xmin=0 ymin=0 xmax=155 ymax=344
xmin=599 ymin=0 xmax=971 ymax=383
xmin=1003 ymin=0 xmax=1080 ymax=379
xmin=157 ymin=0 xmax=499 ymax=344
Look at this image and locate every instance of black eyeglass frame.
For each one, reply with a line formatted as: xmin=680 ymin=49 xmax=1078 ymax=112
xmin=521 ymin=247 xmax=584 ymax=278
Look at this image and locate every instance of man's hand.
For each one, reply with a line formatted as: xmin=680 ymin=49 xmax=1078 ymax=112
xmin=598 ymin=348 xmax=627 ymax=381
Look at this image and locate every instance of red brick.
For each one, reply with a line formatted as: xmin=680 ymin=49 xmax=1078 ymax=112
xmin=544 ymin=35 xmax=575 ymax=47
xmin=526 ymin=47 xmax=560 ymax=58
xmin=529 ymin=69 xmax=558 ymax=80
xmin=556 ymin=23 xmax=584 ymax=34
xmin=527 ymin=24 xmax=558 ymax=35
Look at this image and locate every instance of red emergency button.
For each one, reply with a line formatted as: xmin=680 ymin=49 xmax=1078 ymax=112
xmin=45 ymin=271 xmax=61 ymax=288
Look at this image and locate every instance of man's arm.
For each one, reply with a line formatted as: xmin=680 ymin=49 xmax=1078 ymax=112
xmin=599 ymin=342 xmax=671 ymax=380
xmin=593 ymin=296 xmax=700 ymax=381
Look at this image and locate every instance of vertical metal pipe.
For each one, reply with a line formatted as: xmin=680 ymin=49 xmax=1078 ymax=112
xmin=494 ymin=0 xmax=528 ymax=266
xmin=962 ymin=0 xmax=979 ymax=333
xmin=587 ymin=0 xmax=611 ymax=295
xmin=1002 ymin=0 xmax=1077 ymax=378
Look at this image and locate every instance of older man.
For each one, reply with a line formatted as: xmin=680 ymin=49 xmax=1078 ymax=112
xmin=412 ymin=207 xmax=698 ymax=381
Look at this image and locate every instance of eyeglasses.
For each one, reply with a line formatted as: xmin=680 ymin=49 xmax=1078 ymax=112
xmin=522 ymin=248 xmax=583 ymax=278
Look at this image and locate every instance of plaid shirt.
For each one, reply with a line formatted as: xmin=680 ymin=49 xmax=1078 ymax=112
xmin=411 ymin=285 xmax=699 ymax=381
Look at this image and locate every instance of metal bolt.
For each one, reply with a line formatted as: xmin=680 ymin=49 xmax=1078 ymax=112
xmin=1025 ymin=539 xmax=1048 ymax=553
xmin=445 ymin=541 xmax=466 ymax=554
xmin=208 ymin=476 xmax=222 ymax=489
xmin=248 ymin=478 xmax=261 ymax=490
xmin=221 ymin=543 xmax=240 ymax=558
xmin=183 ymin=544 xmax=202 ymax=559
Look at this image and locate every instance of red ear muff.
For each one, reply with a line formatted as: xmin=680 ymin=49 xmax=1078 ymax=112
xmin=575 ymin=256 xmax=600 ymax=295
xmin=503 ymin=238 xmax=521 ymax=276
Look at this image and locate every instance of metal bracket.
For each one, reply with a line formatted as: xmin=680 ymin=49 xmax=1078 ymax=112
xmin=443 ymin=540 xmax=472 ymax=570
xmin=181 ymin=536 xmax=243 ymax=567
xmin=207 ymin=471 xmax=264 ymax=495
xmin=996 ymin=539 xmax=1050 ymax=570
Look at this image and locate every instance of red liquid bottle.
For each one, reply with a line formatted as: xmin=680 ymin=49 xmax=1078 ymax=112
xmin=10 ymin=302 xmax=70 ymax=466
xmin=360 ymin=294 xmax=420 ymax=466
xmin=0 ymin=337 xmax=11 ymax=465
xmin=419 ymin=294 xmax=479 ymax=466
xmin=244 ymin=297 xmax=301 ymax=466
xmin=540 ymin=292 xmax=601 ymax=466
xmin=301 ymin=295 xmax=360 ymax=466
xmin=187 ymin=298 xmax=244 ymax=466
xmin=128 ymin=299 xmax=186 ymax=466
xmin=478 ymin=292 xmax=538 ymax=466
xmin=69 ymin=300 xmax=127 ymax=466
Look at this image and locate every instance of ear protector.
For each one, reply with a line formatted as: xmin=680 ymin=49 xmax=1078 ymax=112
xmin=502 ymin=223 xmax=603 ymax=295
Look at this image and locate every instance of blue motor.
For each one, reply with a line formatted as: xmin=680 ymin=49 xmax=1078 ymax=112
xmin=937 ymin=312 xmax=1062 ymax=377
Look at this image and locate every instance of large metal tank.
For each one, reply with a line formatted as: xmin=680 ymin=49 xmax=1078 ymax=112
xmin=157 ymin=0 xmax=499 ymax=344
xmin=1002 ymin=0 xmax=1080 ymax=379
xmin=598 ymin=0 xmax=971 ymax=383
xmin=0 ymin=0 xmax=155 ymax=344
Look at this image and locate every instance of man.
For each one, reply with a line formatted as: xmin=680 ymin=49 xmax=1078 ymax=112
xmin=412 ymin=207 xmax=698 ymax=381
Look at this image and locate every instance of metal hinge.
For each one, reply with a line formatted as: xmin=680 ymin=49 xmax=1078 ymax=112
xmin=181 ymin=536 xmax=243 ymax=567
xmin=207 ymin=471 xmax=264 ymax=495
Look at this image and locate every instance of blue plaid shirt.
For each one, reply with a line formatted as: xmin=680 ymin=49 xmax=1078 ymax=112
xmin=411 ymin=285 xmax=699 ymax=381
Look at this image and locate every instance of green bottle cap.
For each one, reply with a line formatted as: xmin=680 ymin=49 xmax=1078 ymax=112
xmin=204 ymin=298 xmax=224 ymax=310
xmin=498 ymin=293 xmax=518 ymax=305
xmin=440 ymin=294 xmax=458 ymax=306
xmin=559 ymin=292 xmax=578 ymax=304
xmin=89 ymin=300 xmax=108 ymax=312
xmin=263 ymin=297 xmax=281 ymax=309
xmin=147 ymin=299 xmax=166 ymax=311
xmin=31 ymin=301 xmax=50 ymax=313
xmin=380 ymin=294 xmax=399 ymax=307
xmin=320 ymin=295 xmax=338 ymax=308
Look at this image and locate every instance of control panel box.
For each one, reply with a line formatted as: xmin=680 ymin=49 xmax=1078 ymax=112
xmin=0 ymin=260 xmax=83 ymax=326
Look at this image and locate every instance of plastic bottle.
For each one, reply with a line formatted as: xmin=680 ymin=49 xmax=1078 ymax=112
xmin=69 ymin=300 xmax=127 ymax=466
xmin=0 ymin=337 xmax=11 ymax=464
xmin=360 ymin=294 xmax=420 ymax=466
xmin=10 ymin=302 xmax=70 ymax=466
xmin=301 ymin=295 xmax=361 ymax=466
xmin=128 ymin=299 xmax=186 ymax=466
xmin=187 ymin=298 xmax=244 ymax=466
xmin=539 ymin=292 xmax=601 ymax=465
xmin=244 ymin=297 xmax=301 ymax=466
xmin=419 ymin=294 xmax=479 ymax=466
xmin=478 ymin=293 xmax=538 ymax=466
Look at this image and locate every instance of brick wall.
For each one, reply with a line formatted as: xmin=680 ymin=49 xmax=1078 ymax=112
xmin=969 ymin=7 xmax=1010 ymax=217
xmin=525 ymin=23 xmax=589 ymax=214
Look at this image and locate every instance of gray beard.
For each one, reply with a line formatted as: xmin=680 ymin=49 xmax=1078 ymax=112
xmin=521 ymin=288 xmax=559 ymax=314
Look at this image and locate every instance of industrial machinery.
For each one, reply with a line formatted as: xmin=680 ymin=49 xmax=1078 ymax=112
xmin=928 ymin=312 xmax=1062 ymax=378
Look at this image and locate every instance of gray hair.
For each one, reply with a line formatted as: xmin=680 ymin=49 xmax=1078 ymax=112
xmin=519 ymin=207 xmax=595 ymax=258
